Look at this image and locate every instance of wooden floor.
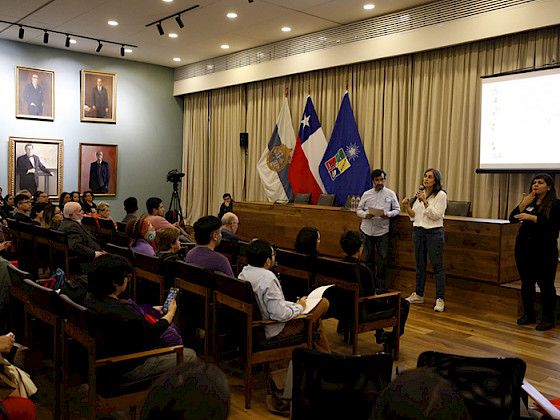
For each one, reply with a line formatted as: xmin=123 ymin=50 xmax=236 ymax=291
xmin=33 ymin=269 xmax=560 ymax=419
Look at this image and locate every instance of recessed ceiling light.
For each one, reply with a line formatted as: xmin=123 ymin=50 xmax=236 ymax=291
xmin=163 ymin=0 xmax=173 ymax=2
xmin=400 ymin=14 xmax=410 ymax=21
xmin=227 ymin=12 xmax=237 ymax=18
xmin=69 ymin=39 xmax=77 ymax=44
xmin=108 ymin=20 xmax=119 ymax=26
xmin=125 ymin=48 xmax=132 ymax=53
xmin=363 ymin=4 xmax=375 ymax=10
xmin=168 ymin=33 xmax=178 ymax=38
xmin=221 ymin=44 xmax=230 ymax=49
xmin=281 ymin=27 xmax=291 ymax=32
xmin=173 ymin=57 xmax=181 ymax=62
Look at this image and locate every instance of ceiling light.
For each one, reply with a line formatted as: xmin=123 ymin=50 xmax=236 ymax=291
xmin=221 ymin=44 xmax=229 ymax=49
xmin=163 ymin=0 xmax=173 ymax=2
xmin=318 ymin=36 xmax=327 ymax=41
xmin=120 ymin=45 xmax=125 ymax=56
xmin=43 ymin=31 xmax=49 ymax=44
xmin=65 ymin=34 xmax=71 ymax=47
xmin=96 ymin=41 xmax=103 ymax=52
xmin=363 ymin=4 xmax=375 ymax=10
xmin=175 ymin=15 xmax=184 ymax=28
xmin=227 ymin=12 xmax=237 ymax=18
xmin=207 ymin=64 xmax=214 ymax=70
xmin=156 ymin=22 xmax=164 ymax=35
xmin=168 ymin=33 xmax=178 ymax=38
xmin=281 ymin=27 xmax=291 ymax=32
xmin=70 ymin=39 xmax=77 ymax=44
xmin=125 ymin=48 xmax=132 ymax=53
xmin=18 ymin=26 xmax=24 ymax=39
xmin=173 ymin=57 xmax=181 ymax=62
xmin=400 ymin=14 xmax=410 ymax=21
xmin=108 ymin=20 xmax=119 ymax=26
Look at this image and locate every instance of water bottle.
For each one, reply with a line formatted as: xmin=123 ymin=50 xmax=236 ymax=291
xmin=351 ymin=195 xmax=356 ymax=211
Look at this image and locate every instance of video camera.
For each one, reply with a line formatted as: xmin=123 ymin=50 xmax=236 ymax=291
xmin=166 ymin=169 xmax=185 ymax=183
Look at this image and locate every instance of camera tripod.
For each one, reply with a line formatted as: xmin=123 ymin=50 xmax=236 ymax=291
xmin=166 ymin=181 xmax=185 ymax=226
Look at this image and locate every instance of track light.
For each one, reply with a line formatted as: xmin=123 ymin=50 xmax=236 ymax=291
xmin=43 ymin=30 xmax=49 ymax=44
xmin=18 ymin=26 xmax=24 ymax=39
xmin=65 ymin=34 xmax=70 ymax=48
xmin=156 ymin=22 xmax=164 ymax=35
xmin=175 ymin=15 xmax=184 ymax=28
xmin=120 ymin=45 xmax=125 ymax=56
xmin=96 ymin=41 xmax=103 ymax=52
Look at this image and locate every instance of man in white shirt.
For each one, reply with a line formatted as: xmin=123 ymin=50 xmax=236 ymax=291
xmin=238 ymin=239 xmax=330 ymax=353
xmin=356 ymin=169 xmax=400 ymax=290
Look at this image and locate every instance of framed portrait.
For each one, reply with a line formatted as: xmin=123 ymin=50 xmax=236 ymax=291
xmin=79 ymin=143 xmax=118 ymax=197
xmin=8 ymin=137 xmax=63 ymax=198
xmin=80 ymin=70 xmax=116 ymax=123
xmin=16 ymin=66 xmax=55 ymax=120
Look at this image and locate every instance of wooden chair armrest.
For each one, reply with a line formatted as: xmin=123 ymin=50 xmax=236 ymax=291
xmin=95 ymin=345 xmax=184 ymax=367
xmin=252 ymin=314 xmax=309 ymax=326
xmin=359 ymin=291 xmax=400 ymax=302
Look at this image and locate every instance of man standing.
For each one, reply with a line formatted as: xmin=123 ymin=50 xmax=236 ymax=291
xmin=185 ymin=216 xmax=234 ymax=276
xmin=22 ymin=74 xmax=44 ymax=115
xmin=356 ymin=169 xmax=400 ymax=289
xmin=89 ymin=151 xmax=110 ymax=193
xmin=221 ymin=212 xmax=241 ymax=244
xmin=91 ymin=78 xmax=109 ymax=118
xmin=16 ymin=144 xmax=52 ymax=195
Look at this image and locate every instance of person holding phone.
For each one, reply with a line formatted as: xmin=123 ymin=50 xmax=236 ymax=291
xmin=84 ymin=254 xmax=196 ymax=385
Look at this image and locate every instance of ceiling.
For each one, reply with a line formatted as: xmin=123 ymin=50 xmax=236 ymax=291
xmin=0 ymin=0 xmax=437 ymax=68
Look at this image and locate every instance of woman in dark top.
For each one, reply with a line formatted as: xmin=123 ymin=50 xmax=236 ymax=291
xmin=58 ymin=192 xmax=71 ymax=210
xmin=81 ymin=190 xmax=97 ymax=214
xmin=41 ymin=204 xmax=63 ymax=230
xmin=294 ymin=226 xmax=320 ymax=256
xmin=84 ymin=254 xmax=196 ymax=384
xmin=509 ymin=173 xmax=560 ymax=331
xmin=1 ymin=194 xmax=15 ymax=217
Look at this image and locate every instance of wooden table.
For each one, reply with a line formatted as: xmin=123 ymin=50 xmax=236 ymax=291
xmin=234 ymin=202 xmax=520 ymax=284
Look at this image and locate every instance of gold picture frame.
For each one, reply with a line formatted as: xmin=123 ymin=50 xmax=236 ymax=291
xmin=79 ymin=143 xmax=118 ymax=197
xmin=16 ymin=66 xmax=55 ymax=120
xmin=80 ymin=69 xmax=116 ymax=123
xmin=8 ymin=137 xmax=63 ymax=199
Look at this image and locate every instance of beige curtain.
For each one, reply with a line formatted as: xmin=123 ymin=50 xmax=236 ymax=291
xmin=183 ymin=26 xmax=560 ymax=222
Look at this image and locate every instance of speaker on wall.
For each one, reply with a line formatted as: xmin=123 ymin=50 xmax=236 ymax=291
xmin=240 ymin=132 xmax=248 ymax=149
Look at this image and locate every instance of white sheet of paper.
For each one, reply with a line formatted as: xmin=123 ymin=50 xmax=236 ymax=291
xmin=302 ymin=285 xmax=334 ymax=314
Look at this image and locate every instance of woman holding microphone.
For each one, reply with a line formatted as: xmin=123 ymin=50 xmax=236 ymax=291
xmin=402 ymin=168 xmax=448 ymax=312
xmin=509 ymin=173 xmax=560 ymax=331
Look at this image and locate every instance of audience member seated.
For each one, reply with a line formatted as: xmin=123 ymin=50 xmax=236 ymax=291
xmin=0 ymin=242 xmax=14 ymax=328
xmin=185 ymin=216 xmax=234 ymax=276
xmin=82 ymin=190 xmax=97 ymax=214
xmin=337 ymin=230 xmax=409 ymax=350
xmin=58 ymin=202 xmax=105 ymax=272
xmin=0 ymin=334 xmax=37 ymax=420
xmin=70 ymin=191 xmax=81 ymax=204
xmin=41 ymin=204 xmax=63 ymax=230
xmin=238 ymin=239 xmax=331 ymax=352
xmin=371 ymin=367 xmax=472 ymax=420
xmin=122 ymin=197 xmax=138 ymax=224
xmin=139 ymin=362 xmax=230 ymax=420
xmin=30 ymin=202 xmax=48 ymax=226
xmin=146 ymin=197 xmax=193 ymax=243
xmin=59 ymin=192 xmax=71 ymax=211
xmin=294 ymin=226 xmax=321 ymax=257
xmin=126 ymin=214 xmax=157 ymax=256
xmin=83 ymin=254 xmax=196 ymax=387
xmin=1 ymin=194 xmax=14 ymax=219
xmin=92 ymin=201 xmax=116 ymax=228
xmin=32 ymin=190 xmax=49 ymax=205
xmin=221 ymin=212 xmax=241 ymax=244
xmin=218 ymin=193 xmax=233 ymax=220
xmin=13 ymin=194 xmax=35 ymax=224
xmin=155 ymin=227 xmax=185 ymax=262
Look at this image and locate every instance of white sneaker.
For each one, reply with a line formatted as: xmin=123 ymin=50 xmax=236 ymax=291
xmin=406 ymin=292 xmax=424 ymax=304
xmin=434 ymin=298 xmax=445 ymax=312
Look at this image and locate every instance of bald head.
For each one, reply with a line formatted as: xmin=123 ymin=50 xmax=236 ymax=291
xmin=64 ymin=202 xmax=83 ymax=220
xmin=221 ymin=212 xmax=239 ymax=234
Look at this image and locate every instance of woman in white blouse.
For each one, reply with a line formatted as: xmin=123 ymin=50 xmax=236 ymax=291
xmin=401 ymin=168 xmax=448 ymax=312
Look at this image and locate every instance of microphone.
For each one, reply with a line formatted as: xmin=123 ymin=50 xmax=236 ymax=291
xmin=418 ymin=185 xmax=425 ymax=191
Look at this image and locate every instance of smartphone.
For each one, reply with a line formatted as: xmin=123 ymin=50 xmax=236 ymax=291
xmin=162 ymin=287 xmax=179 ymax=313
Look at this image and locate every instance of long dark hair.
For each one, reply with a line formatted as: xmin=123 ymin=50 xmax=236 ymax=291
xmin=295 ymin=227 xmax=319 ymax=256
xmin=411 ymin=168 xmax=445 ymax=207
xmin=529 ymin=173 xmax=557 ymax=218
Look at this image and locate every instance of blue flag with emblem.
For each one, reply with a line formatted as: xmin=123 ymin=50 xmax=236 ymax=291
xmin=319 ymin=92 xmax=372 ymax=206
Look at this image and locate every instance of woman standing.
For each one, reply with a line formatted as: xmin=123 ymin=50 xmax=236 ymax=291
xmin=402 ymin=168 xmax=448 ymax=312
xmin=509 ymin=173 xmax=560 ymax=331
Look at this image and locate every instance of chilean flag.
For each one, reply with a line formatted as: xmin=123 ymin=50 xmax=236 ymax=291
xmin=288 ymin=96 xmax=327 ymax=204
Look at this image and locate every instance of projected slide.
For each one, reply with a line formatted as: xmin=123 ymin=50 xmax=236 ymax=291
xmin=479 ymin=67 xmax=560 ymax=171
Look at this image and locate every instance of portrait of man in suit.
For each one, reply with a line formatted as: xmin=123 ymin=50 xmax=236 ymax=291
xmin=22 ymin=74 xmax=44 ymax=115
xmin=89 ymin=150 xmax=110 ymax=193
xmin=16 ymin=143 xmax=53 ymax=194
xmin=81 ymin=70 xmax=116 ymax=122
xmin=16 ymin=67 xmax=54 ymax=120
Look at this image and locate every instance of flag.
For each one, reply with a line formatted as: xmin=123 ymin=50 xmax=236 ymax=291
xmin=288 ymin=96 xmax=327 ymax=204
xmin=319 ymin=92 xmax=372 ymax=206
xmin=257 ymin=98 xmax=296 ymax=202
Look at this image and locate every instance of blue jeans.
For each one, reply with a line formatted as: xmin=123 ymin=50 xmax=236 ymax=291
xmin=412 ymin=227 xmax=445 ymax=299
xmin=363 ymin=232 xmax=389 ymax=289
